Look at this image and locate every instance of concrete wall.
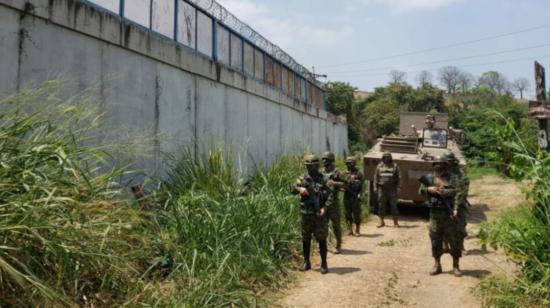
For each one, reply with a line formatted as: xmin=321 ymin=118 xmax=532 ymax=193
xmin=0 ymin=0 xmax=348 ymax=177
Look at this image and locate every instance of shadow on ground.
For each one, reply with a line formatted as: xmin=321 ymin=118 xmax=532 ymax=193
xmin=461 ymin=269 xmax=492 ymax=278
xmin=328 ymin=267 xmax=361 ymax=275
xmin=359 ymin=233 xmax=383 ymax=238
xmin=466 ymin=248 xmax=493 ymax=256
xmin=468 ymin=203 xmax=489 ymax=224
xmin=340 ymin=249 xmax=370 ymax=256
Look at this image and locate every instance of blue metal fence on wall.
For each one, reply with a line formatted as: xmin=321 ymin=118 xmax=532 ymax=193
xmin=83 ymin=0 xmax=326 ymax=109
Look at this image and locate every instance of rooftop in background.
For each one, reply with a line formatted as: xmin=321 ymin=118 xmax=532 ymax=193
xmin=354 ymin=90 xmax=372 ymax=100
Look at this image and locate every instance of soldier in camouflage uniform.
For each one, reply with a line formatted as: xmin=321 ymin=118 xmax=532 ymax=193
xmin=321 ymin=152 xmax=346 ymax=254
xmin=343 ymin=156 xmax=365 ymax=236
xmin=419 ymin=156 xmax=463 ymax=277
xmin=445 ymin=152 xmax=470 ymax=253
xmin=292 ymin=154 xmax=330 ymax=274
xmin=373 ymin=151 xmax=401 ymax=228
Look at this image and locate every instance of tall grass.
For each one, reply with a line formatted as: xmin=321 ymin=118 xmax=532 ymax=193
xmin=153 ymin=152 xmax=303 ymax=306
xmin=0 ymin=82 xmax=160 ymax=306
xmin=0 ymin=82 xmax=306 ymax=306
xmin=478 ymin=115 xmax=550 ymax=307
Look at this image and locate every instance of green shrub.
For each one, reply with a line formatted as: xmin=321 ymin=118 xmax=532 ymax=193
xmin=478 ymin=119 xmax=550 ymax=307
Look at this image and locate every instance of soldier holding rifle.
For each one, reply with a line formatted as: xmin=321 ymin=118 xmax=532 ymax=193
xmin=292 ymin=155 xmax=331 ymax=274
xmin=419 ymin=156 xmax=463 ymax=277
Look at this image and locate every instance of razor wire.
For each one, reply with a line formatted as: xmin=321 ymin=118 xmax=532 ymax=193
xmin=188 ymin=0 xmax=314 ymax=80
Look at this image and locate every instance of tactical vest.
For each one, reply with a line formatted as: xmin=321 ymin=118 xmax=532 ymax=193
xmin=377 ymin=163 xmax=398 ymax=189
xmin=425 ymin=174 xmax=452 ymax=210
xmin=298 ymin=173 xmax=328 ymax=214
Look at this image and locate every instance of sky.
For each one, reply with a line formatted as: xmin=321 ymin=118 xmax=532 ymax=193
xmin=217 ymin=0 xmax=550 ymax=99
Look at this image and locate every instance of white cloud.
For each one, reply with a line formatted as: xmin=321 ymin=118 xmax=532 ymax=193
xmin=354 ymin=0 xmax=462 ymax=13
xmin=216 ymin=0 xmax=267 ymax=21
xmin=217 ymin=0 xmax=353 ymax=50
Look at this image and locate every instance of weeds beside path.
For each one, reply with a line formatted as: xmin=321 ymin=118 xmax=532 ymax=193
xmin=278 ymin=175 xmax=522 ymax=307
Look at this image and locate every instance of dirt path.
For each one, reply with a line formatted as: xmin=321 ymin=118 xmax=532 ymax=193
xmin=278 ymin=176 xmax=523 ymax=307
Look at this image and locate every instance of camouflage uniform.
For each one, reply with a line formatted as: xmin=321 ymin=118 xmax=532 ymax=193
xmin=292 ymin=155 xmax=330 ymax=274
xmin=343 ymin=156 xmax=364 ymax=236
xmin=419 ymin=157 xmax=463 ymax=277
xmin=321 ymin=152 xmax=345 ymax=253
xmin=446 ymin=153 xmax=470 ymax=250
xmin=373 ymin=152 xmax=401 ymax=227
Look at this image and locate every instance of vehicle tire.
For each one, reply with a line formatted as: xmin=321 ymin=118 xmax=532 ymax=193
xmin=369 ymin=181 xmax=378 ymax=214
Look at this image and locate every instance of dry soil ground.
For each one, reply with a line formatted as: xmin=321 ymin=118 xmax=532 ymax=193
xmin=277 ymin=176 xmax=523 ymax=308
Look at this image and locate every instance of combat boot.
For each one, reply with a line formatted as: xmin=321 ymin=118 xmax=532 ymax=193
xmin=429 ymin=257 xmax=442 ymax=276
xmin=319 ymin=240 xmax=329 ymax=274
xmin=377 ymin=216 xmax=385 ymax=228
xmin=347 ymin=222 xmax=354 ymax=236
xmin=355 ymin=224 xmax=361 ymax=237
xmin=393 ymin=216 xmax=399 ymax=227
xmin=300 ymin=240 xmax=311 ymax=272
xmin=334 ymin=239 xmax=342 ymax=254
xmin=453 ymin=256 xmax=462 ymax=277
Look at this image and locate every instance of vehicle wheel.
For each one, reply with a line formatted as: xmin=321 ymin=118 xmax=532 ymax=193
xmin=369 ymin=181 xmax=378 ymax=214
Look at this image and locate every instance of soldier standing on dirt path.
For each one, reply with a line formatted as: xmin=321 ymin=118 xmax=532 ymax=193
xmin=343 ymin=156 xmax=365 ymax=237
xmin=373 ymin=151 xmax=401 ymax=228
xmin=445 ymin=152 xmax=470 ymax=254
xmin=321 ymin=152 xmax=346 ymax=254
xmin=420 ymin=156 xmax=463 ymax=277
xmin=292 ymin=154 xmax=330 ymax=274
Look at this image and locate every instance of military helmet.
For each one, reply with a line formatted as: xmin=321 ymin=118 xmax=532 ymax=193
xmin=322 ymin=151 xmax=335 ymax=162
xmin=345 ymin=156 xmax=356 ymax=163
xmin=382 ymin=151 xmax=392 ymax=159
xmin=304 ymin=154 xmax=320 ymax=165
xmin=444 ymin=152 xmax=458 ymax=164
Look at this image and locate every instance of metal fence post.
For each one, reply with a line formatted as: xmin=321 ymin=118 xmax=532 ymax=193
xmin=174 ymin=0 xmax=178 ymax=41
xmin=149 ymin=0 xmax=153 ymax=30
xmin=119 ymin=0 xmax=124 ymax=17
xmin=212 ymin=20 xmax=217 ymax=61
xmin=194 ymin=8 xmax=198 ymax=51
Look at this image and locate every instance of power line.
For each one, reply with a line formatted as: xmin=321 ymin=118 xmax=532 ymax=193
xmin=328 ymin=54 xmax=550 ymax=79
xmin=329 ymin=54 xmax=550 ymax=77
xmin=327 ymin=43 xmax=550 ymax=75
xmin=319 ymin=24 xmax=550 ymax=69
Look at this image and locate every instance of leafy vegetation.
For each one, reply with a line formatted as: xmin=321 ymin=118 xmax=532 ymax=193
xmin=476 ymin=120 xmax=549 ymax=307
xmin=0 ymin=83 xmax=307 ymax=306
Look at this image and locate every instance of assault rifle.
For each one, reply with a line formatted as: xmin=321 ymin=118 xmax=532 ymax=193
xmin=418 ymin=175 xmax=455 ymax=218
xmin=302 ymin=176 xmax=321 ymax=216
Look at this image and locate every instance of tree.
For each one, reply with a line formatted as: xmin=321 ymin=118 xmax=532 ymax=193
xmin=478 ymin=71 xmax=510 ymax=95
xmin=457 ymin=72 xmax=474 ymax=93
xmin=389 ymin=70 xmax=407 ymax=85
xmin=325 ymin=81 xmax=356 ymax=118
xmin=359 ymin=99 xmax=400 ymax=146
xmin=324 ymin=81 xmax=361 ymax=145
xmin=438 ymin=66 xmax=462 ymax=95
xmin=416 ymin=70 xmax=433 ymax=86
xmin=512 ymin=78 xmax=530 ymax=99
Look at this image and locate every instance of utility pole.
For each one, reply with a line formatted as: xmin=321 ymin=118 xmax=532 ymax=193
xmin=529 ymin=61 xmax=550 ymax=151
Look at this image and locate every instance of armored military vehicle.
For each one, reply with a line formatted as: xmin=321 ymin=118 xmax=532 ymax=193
xmin=363 ymin=112 xmax=466 ymax=207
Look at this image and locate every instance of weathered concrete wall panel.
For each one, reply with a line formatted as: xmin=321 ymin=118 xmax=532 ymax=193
xmin=265 ymin=101 xmax=282 ymax=166
xmin=0 ymin=0 xmax=348 ymax=177
xmin=247 ymin=95 xmax=268 ymax=169
xmin=224 ymin=87 xmax=249 ymax=172
xmin=0 ymin=7 xmax=19 ymax=96
xmin=196 ymin=78 xmax=225 ymax=152
xmin=100 ymin=44 xmax=158 ymax=174
xmin=157 ymin=64 xmax=196 ymax=162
